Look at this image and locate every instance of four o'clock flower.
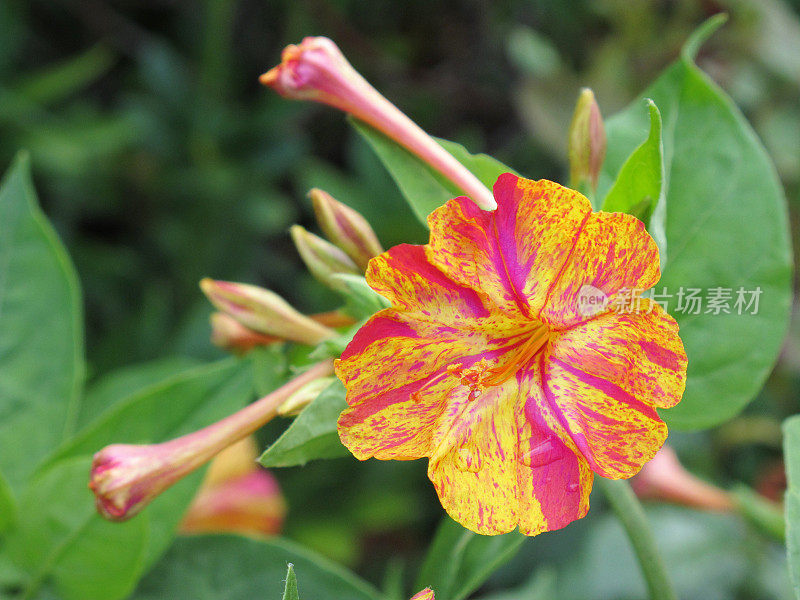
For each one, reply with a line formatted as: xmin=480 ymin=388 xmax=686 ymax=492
xmin=410 ymin=589 xmax=435 ymax=600
xmin=335 ymin=174 xmax=687 ymax=536
xmin=89 ymin=359 xmax=334 ymax=521
xmin=260 ymin=37 xmax=496 ymax=211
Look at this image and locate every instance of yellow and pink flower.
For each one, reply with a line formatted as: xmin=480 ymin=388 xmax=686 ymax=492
xmin=335 ymin=174 xmax=687 ymax=536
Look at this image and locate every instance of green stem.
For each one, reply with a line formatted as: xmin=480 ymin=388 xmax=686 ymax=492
xmin=598 ymin=478 xmax=677 ymax=600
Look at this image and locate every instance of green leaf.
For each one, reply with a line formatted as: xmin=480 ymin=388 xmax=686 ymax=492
xmin=351 ymin=118 xmax=515 ymax=224
xmin=78 ymin=356 xmax=199 ymax=429
xmin=251 ymin=344 xmax=290 ymax=397
xmin=783 ymin=415 xmax=800 ymax=600
xmin=598 ymin=21 xmax=793 ymax=430
xmin=45 ymin=358 xmax=253 ymax=569
xmin=4 ymin=456 xmax=149 ymax=600
xmin=0 ymin=153 xmax=85 ymax=489
xmin=730 ymin=484 xmax=785 ymax=541
xmin=601 ymin=99 xmax=666 ymax=264
xmin=331 ymin=273 xmax=391 ymax=320
xmin=12 ymin=45 xmax=115 ymax=106
xmin=0 ymin=469 xmax=15 ymax=535
xmin=134 ymin=535 xmax=380 ymax=600
xmin=259 ymin=380 xmax=350 ymax=467
xmin=283 ymin=563 xmax=300 ymax=600
xmin=414 ymin=516 xmax=526 ymax=600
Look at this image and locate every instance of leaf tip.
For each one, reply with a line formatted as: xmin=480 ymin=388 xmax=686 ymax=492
xmin=681 ymin=13 xmax=728 ymax=63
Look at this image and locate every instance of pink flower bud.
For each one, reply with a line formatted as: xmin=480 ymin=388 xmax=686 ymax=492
xmin=89 ymin=360 xmax=334 ymax=521
xmin=631 ymin=445 xmax=734 ymax=512
xmin=308 ymin=188 xmax=383 ymax=271
xmin=568 ymin=88 xmax=606 ymax=194
xmin=410 ymin=589 xmax=435 ymax=600
xmin=209 ymin=312 xmax=280 ymax=354
xmin=261 ymin=37 xmax=496 ymax=211
xmin=200 ymin=279 xmax=335 ymax=346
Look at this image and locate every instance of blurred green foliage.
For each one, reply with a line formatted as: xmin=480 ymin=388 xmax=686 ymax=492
xmin=1 ymin=1 xmax=799 ymax=599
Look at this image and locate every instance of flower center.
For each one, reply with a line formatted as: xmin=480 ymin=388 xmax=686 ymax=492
xmin=410 ymin=321 xmax=550 ymax=404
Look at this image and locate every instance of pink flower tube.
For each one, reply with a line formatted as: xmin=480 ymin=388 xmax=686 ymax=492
xmin=89 ymin=360 xmax=334 ymax=521
xmin=261 ymin=37 xmax=496 ymax=211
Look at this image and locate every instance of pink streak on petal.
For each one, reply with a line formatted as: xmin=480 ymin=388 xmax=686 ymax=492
xmin=549 ymin=357 xmax=659 ymax=421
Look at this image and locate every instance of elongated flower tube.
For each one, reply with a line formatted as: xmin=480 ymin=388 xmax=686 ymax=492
xmin=201 ymin=278 xmax=335 ymax=345
xmin=180 ymin=437 xmax=286 ymax=537
xmin=261 ymin=37 xmax=496 ymax=211
xmin=631 ymin=445 xmax=733 ymax=511
xmin=410 ymin=589 xmax=435 ymax=600
xmin=309 ymin=188 xmax=383 ymax=271
xmin=278 ymin=376 xmax=336 ymax=416
xmin=336 ymin=174 xmax=687 ymax=536
xmin=90 ymin=360 xmax=334 ymax=521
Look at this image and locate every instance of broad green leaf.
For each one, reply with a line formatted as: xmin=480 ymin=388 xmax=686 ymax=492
xmin=351 ymin=118 xmax=515 ymax=224
xmin=283 ymin=563 xmax=300 ymax=600
xmin=414 ymin=516 xmax=526 ymax=600
xmin=134 ymin=535 xmax=380 ymax=600
xmin=783 ymin=415 xmax=800 ymax=599
xmin=601 ymin=99 xmax=666 ymax=264
xmin=598 ymin=21 xmax=793 ymax=430
xmin=5 ymin=457 xmax=149 ymax=600
xmin=45 ymin=358 xmax=253 ymax=569
xmin=0 ymin=469 xmax=15 ymax=535
xmin=259 ymin=380 xmax=350 ymax=467
xmin=0 ymin=153 xmax=85 ymax=489
xmin=78 ymin=356 xmax=199 ymax=429
xmin=472 ymin=568 xmax=557 ymax=600
xmin=251 ymin=344 xmax=290 ymax=397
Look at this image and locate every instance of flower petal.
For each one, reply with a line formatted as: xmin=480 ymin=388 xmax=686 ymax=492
xmin=540 ymin=302 xmax=686 ymax=479
xmin=426 ymin=363 xmax=593 ymax=536
xmin=425 ymin=175 xmax=592 ymax=321
xmin=516 ymin=363 xmax=593 ymax=535
xmin=539 ymin=211 xmax=661 ymax=329
xmin=427 ymin=381 xmax=520 ymax=535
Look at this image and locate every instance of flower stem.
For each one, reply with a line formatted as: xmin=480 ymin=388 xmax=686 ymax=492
xmin=598 ymin=478 xmax=677 ymax=600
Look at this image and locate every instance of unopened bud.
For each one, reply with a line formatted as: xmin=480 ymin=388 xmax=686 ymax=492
xmin=277 ymin=376 xmax=336 ymax=416
xmin=200 ymin=279 xmax=335 ymax=346
xmin=290 ymin=225 xmax=360 ymax=290
xmin=179 ymin=437 xmax=286 ymax=537
xmin=89 ymin=360 xmax=334 ymax=521
xmin=631 ymin=445 xmax=734 ymax=512
xmin=210 ymin=312 xmax=279 ymax=353
xmin=260 ymin=37 xmax=496 ymax=211
xmin=308 ymin=188 xmax=383 ymax=271
xmin=410 ymin=589 xmax=435 ymax=600
xmin=568 ymin=88 xmax=606 ymax=194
